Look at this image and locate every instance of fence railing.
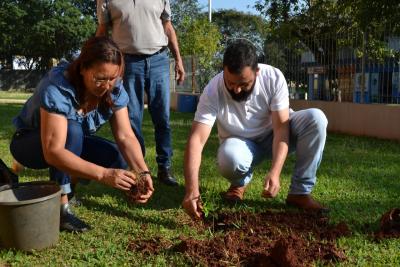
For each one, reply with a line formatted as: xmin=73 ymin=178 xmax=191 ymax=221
xmin=170 ymin=56 xmax=202 ymax=94
xmin=265 ymin=27 xmax=400 ymax=104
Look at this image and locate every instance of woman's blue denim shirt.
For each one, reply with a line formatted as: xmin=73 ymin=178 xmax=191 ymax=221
xmin=13 ymin=62 xmax=129 ymax=134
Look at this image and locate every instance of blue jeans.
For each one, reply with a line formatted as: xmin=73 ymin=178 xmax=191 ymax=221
xmin=123 ymin=50 xmax=172 ymax=168
xmin=10 ymin=120 xmax=127 ymax=194
xmin=217 ymin=108 xmax=328 ymax=194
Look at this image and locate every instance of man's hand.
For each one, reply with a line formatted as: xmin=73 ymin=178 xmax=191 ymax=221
xmin=182 ymin=193 xmax=204 ymax=220
xmin=262 ymin=173 xmax=281 ymax=198
xmin=175 ymin=59 xmax=185 ymax=85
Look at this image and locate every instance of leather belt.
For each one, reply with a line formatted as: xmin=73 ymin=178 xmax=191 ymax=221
xmin=125 ymin=47 xmax=167 ymax=58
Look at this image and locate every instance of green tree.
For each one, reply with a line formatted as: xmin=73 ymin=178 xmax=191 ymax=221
xmin=70 ymin=0 xmax=97 ymax=18
xmin=0 ymin=1 xmax=26 ymax=68
xmin=170 ymin=0 xmax=202 ymax=31
xmin=254 ymin=0 xmax=400 ymax=64
xmin=254 ymin=0 xmax=400 ymax=101
xmin=212 ymin=9 xmax=268 ymax=52
xmin=0 ymin=0 xmax=96 ymax=70
xmin=337 ymin=0 xmax=400 ymax=31
xmin=178 ymin=17 xmax=222 ymax=91
xmin=255 ymin=0 xmax=341 ymax=63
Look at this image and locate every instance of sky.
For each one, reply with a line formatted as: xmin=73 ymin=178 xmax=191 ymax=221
xmin=197 ymin=0 xmax=258 ymax=15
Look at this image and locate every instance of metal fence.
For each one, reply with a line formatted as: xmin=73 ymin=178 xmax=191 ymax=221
xmin=170 ymin=56 xmax=202 ymax=94
xmin=265 ymin=27 xmax=400 ymax=104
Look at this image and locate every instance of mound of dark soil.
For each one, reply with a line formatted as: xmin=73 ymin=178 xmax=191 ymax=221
xmin=128 ymin=210 xmax=350 ymax=266
xmin=375 ymin=208 xmax=400 ymax=240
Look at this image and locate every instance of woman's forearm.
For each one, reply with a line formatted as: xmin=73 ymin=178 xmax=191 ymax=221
xmin=45 ymin=148 xmax=106 ymax=181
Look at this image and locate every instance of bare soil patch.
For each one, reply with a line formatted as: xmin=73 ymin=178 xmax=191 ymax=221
xmin=128 ymin=210 xmax=351 ymax=266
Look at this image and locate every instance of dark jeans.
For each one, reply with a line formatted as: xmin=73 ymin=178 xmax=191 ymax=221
xmin=10 ymin=120 xmax=127 ymax=194
xmin=123 ymin=50 xmax=172 ymax=168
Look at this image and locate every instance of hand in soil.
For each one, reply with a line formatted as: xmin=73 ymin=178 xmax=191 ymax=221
xmin=182 ymin=194 xmax=204 ymax=220
xmin=126 ymin=172 xmax=154 ymax=204
xmin=262 ymin=173 xmax=281 ymax=198
xmin=101 ymin=168 xmax=136 ymax=190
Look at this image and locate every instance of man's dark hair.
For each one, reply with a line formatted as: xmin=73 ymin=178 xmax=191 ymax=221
xmin=223 ymin=39 xmax=258 ymax=74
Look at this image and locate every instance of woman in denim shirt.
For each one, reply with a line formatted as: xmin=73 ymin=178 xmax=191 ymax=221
xmin=10 ymin=37 xmax=154 ymax=232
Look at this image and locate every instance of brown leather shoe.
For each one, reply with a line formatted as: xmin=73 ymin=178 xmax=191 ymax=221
xmin=223 ymin=185 xmax=247 ymax=202
xmin=286 ymin=194 xmax=329 ymax=212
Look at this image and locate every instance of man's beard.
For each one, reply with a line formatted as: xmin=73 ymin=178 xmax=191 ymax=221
xmin=226 ymin=80 xmax=256 ymax=102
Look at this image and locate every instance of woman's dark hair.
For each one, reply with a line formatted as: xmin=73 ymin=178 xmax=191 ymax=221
xmin=223 ymin=39 xmax=258 ymax=74
xmin=67 ymin=36 xmax=124 ymax=110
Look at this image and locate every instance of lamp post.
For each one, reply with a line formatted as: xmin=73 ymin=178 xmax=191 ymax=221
xmin=208 ymin=0 xmax=212 ymax=22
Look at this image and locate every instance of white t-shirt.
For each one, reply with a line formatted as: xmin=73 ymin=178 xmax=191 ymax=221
xmin=194 ymin=64 xmax=289 ymax=143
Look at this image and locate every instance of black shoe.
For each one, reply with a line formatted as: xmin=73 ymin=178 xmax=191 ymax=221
xmin=0 ymin=158 xmax=18 ymax=185
xmin=60 ymin=203 xmax=91 ymax=232
xmin=157 ymin=167 xmax=178 ymax=186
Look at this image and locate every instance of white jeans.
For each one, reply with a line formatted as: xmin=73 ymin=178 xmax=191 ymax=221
xmin=217 ymin=108 xmax=328 ymax=194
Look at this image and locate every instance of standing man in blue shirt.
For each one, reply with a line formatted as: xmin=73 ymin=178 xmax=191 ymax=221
xmin=96 ymin=0 xmax=185 ymax=186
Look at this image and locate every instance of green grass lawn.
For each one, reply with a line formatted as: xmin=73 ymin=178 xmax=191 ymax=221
xmin=0 ymin=102 xmax=399 ymax=266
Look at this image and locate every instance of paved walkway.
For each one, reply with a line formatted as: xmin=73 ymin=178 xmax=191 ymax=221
xmin=0 ymin=99 xmax=27 ymax=104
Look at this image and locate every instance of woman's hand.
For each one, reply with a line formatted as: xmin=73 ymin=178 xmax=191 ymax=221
xmin=134 ymin=173 xmax=154 ymax=204
xmin=101 ymin=168 xmax=136 ymax=190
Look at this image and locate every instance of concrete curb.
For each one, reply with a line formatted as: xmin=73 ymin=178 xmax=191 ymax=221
xmin=0 ymin=99 xmax=27 ymax=104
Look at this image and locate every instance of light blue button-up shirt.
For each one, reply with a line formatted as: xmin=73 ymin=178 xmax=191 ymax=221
xmin=13 ymin=62 xmax=129 ymax=135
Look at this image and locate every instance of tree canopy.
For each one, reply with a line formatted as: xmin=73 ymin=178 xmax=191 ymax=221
xmin=212 ymin=9 xmax=268 ymax=52
xmin=253 ymin=0 xmax=400 ymax=72
xmin=170 ymin=0 xmax=203 ymax=31
xmin=254 ymin=0 xmax=400 ymax=54
xmin=0 ymin=0 xmax=96 ymax=70
xmin=178 ymin=17 xmax=222 ymax=91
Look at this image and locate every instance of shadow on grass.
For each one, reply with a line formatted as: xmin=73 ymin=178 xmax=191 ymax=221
xmin=76 ymin=179 xmax=186 ymax=209
xmin=81 ymin=198 xmax=183 ymax=230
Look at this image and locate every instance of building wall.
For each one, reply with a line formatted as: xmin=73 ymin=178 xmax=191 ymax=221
xmin=291 ymin=100 xmax=400 ymax=141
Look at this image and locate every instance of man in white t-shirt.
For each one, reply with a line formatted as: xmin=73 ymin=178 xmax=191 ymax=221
xmin=182 ymin=39 xmax=329 ymax=219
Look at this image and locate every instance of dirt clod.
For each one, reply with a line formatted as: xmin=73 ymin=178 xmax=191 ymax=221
xmin=269 ymin=235 xmax=302 ymax=267
xmin=375 ymin=208 xmax=400 ymax=240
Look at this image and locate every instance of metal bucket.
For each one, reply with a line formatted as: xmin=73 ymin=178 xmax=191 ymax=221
xmin=0 ymin=181 xmax=61 ymax=251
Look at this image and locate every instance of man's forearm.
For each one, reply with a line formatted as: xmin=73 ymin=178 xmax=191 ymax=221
xmin=270 ymin=140 xmax=288 ymax=177
xmin=183 ymin=143 xmax=202 ymax=195
xmin=270 ymin=125 xmax=289 ymax=177
xmin=163 ymin=21 xmax=182 ymax=61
